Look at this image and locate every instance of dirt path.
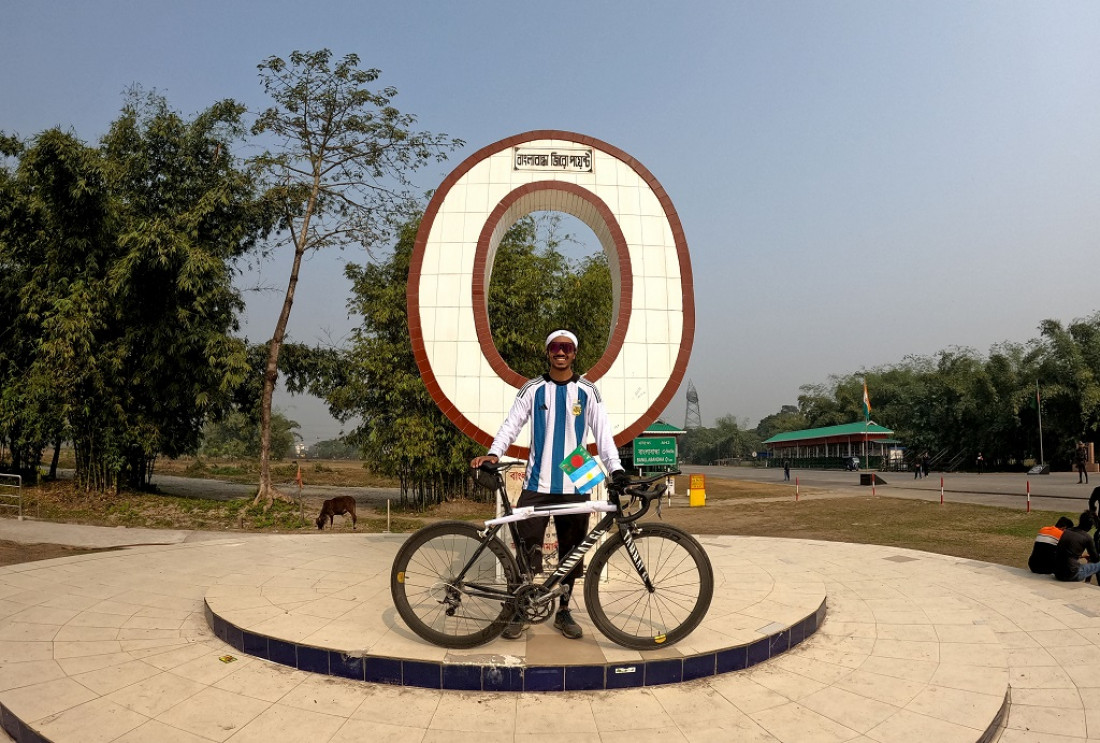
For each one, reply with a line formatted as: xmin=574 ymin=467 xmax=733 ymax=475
xmin=0 ymin=540 xmax=116 ymax=567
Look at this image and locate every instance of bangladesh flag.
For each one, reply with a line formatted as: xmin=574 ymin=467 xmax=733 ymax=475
xmin=559 ymin=446 xmax=606 ymax=493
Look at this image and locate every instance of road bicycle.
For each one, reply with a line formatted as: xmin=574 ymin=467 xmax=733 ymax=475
xmin=390 ymin=462 xmax=714 ymax=650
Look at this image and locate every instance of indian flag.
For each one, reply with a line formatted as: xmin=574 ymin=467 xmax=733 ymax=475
xmin=862 ymin=381 xmax=871 ymax=423
xmin=559 ymin=446 xmax=606 ymax=493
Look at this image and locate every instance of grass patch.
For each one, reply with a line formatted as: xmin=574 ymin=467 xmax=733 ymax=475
xmin=658 ymin=493 xmax=1064 ymax=568
xmin=9 ymin=475 xmax=1072 ymax=571
xmin=161 ymin=456 xmax=398 ymax=488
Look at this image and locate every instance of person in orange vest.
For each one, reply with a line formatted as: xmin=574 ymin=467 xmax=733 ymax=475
xmin=1029 ymin=516 xmax=1074 ymax=574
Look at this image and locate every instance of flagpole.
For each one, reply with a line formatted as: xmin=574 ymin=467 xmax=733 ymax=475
xmin=1036 ymin=380 xmax=1045 ymax=467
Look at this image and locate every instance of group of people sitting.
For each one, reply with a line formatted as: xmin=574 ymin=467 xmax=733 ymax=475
xmin=1029 ymin=487 xmax=1100 ymax=581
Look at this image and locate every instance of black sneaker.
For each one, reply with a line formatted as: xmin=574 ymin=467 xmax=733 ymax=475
xmin=553 ymin=610 xmax=583 ymax=640
xmin=501 ymin=618 xmax=526 ymax=640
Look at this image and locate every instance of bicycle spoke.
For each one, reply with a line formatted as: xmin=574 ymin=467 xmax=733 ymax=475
xmin=392 ymin=522 xmax=519 ymax=648
xmin=584 ymin=524 xmax=713 ymax=649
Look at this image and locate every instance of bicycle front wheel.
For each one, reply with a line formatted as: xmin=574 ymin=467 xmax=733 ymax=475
xmin=584 ymin=522 xmax=713 ymax=650
xmin=391 ymin=521 xmax=520 ymax=649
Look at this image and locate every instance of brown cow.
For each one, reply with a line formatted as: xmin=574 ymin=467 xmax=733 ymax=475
xmin=316 ymin=496 xmax=357 ymax=530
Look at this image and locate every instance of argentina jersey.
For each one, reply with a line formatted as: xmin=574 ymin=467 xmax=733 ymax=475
xmin=488 ymin=374 xmax=621 ymax=495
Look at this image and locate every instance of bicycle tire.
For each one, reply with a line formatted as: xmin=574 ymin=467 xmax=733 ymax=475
xmin=583 ymin=522 xmax=713 ymax=650
xmin=391 ymin=521 xmax=520 ymax=649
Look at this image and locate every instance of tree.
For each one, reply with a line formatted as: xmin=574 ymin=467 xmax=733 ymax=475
xmin=755 ymin=405 xmax=807 ymax=440
xmin=97 ymin=91 xmax=266 ymax=488
xmin=201 ymin=409 xmax=300 ymax=460
xmin=309 ymin=437 xmax=358 ymax=459
xmin=488 ymin=214 xmax=613 ymax=377
xmin=329 ymin=218 xmax=482 ymax=507
xmin=0 ymin=129 xmax=109 ymax=480
xmin=248 ymin=49 xmax=462 ymax=508
xmin=0 ymin=92 xmax=266 ymax=490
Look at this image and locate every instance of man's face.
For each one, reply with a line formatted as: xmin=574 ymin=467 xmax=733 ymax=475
xmin=546 ymin=337 xmax=577 ymax=372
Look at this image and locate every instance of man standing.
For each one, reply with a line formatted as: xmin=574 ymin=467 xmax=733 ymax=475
xmin=1075 ymin=442 xmax=1090 ymax=485
xmin=471 ymin=330 xmax=626 ymax=640
xmin=1053 ymin=512 xmax=1100 ymax=582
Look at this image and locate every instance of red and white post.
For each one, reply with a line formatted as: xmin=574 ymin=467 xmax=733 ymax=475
xmin=940 ymin=476 xmax=944 ymax=505
xmin=1026 ymin=480 xmax=1031 ymax=513
xmin=795 ymin=477 xmax=800 ymax=502
xmin=872 ymin=472 xmax=877 ymax=496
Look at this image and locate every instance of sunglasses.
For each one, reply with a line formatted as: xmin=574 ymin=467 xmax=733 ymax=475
xmin=547 ymin=342 xmax=576 ymax=354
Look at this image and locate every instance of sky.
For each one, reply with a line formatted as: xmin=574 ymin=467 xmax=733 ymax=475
xmin=4 ymin=1 xmax=1100 ymax=444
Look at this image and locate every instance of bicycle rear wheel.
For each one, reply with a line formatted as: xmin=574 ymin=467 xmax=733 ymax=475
xmin=391 ymin=521 xmax=520 ymax=649
xmin=584 ymin=522 xmax=713 ymax=650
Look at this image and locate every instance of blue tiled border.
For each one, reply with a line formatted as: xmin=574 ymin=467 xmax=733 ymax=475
xmin=204 ymin=596 xmax=827 ymax=693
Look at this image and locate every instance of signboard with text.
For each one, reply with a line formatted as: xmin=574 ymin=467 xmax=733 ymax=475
xmin=633 ymin=436 xmax=677 ymax=466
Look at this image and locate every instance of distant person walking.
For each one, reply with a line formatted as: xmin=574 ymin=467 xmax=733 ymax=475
xmin=1075 ymin=442 xmax=1089 ymax=485
xmin=921 ymin=452 xmax=931 ymax=478
xmin=783 ymin=460 xmax=791 ymax=482
xmin=976 ymin=452 xmax=985 ymax=474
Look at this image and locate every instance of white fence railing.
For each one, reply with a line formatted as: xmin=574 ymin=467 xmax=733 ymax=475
xmin=0 ymin=474 xmax=21 ymax=520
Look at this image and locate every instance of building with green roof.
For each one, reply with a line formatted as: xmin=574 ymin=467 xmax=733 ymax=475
xmin=763 ymin=422 xmax=896 ymax=469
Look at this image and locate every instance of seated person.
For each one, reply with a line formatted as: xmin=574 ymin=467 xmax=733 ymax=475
xmin=1028 ymin=516 xmax=1074 ymax=574
xmin=1053 ymin=512 xmax=1100 ymax=582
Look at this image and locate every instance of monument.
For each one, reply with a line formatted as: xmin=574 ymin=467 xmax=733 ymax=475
xmin=407 ymin=130 xmax=695 ymax=456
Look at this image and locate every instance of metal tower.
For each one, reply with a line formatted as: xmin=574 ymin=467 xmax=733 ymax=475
xmin=684 ymin=380 xmax=702 ymax=430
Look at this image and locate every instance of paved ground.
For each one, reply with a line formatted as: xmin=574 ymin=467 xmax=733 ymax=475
xmin=3 ymin=471 xmax=1100 ymax=741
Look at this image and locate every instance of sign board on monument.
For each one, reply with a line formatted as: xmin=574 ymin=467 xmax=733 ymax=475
xmin=633 ymin=437 xmax=677 ymax=466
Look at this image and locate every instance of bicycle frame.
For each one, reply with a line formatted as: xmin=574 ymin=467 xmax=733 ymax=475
xmin=450 ymin=473 xmax=657 ymax=609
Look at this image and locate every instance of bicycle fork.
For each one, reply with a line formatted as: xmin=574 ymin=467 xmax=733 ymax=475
xmin=617 ymin=525 xmax=656 ymax=593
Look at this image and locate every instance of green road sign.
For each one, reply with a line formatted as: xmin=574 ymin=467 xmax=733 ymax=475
xmin=633 ymin=436 xmax=677 ymax=466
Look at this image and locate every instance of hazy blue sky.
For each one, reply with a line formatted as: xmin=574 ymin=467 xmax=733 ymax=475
xmin=5 ymin=2 xmax=1099 ymax=444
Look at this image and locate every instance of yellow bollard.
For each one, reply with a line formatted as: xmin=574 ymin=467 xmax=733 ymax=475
xmin=688 ymin=473 xmax=706 ymax=507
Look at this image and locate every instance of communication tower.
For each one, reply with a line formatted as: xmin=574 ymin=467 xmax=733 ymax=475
xmin=684 ymin=380 xmax=702 ymax=430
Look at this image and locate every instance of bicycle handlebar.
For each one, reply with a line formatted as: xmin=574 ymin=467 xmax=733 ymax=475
xmin=612 ymin=470 xmax=680 ymax=523
xmin=474 ymin=462 xmax=679 ymax=523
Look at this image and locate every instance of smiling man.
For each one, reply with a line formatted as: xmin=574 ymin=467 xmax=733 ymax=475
xmin=471 ymin=330 xmax=627 ymax=640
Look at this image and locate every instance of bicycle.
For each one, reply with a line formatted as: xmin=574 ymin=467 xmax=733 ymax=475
xmin=390 ymin=462 xmax=714 ymax=650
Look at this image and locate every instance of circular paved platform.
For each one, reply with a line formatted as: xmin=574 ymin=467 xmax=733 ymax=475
xmin=6 ymin=530 xmax=1089 ymax=742
xmin=202 ymin=533 xmax=826 ymax=692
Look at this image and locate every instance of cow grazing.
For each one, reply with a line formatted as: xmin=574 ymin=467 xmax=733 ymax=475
xmin=316 ymin=496 xmax=357 ymax=530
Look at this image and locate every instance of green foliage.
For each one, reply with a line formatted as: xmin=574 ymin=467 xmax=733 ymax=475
xmin=329 ymin=218 xmax=481 ymax=507
xmin=201 ymin=409 xmax=300 ymax=460
xmin=488 ymin=214 xmax=613 ymax=377
xmin=0 ymin=91 xmax=267 ymax=490
xmin=680 ymin=415 xmax=761 ymax=464
xmin=246 ymin=49 xmax=462 ymax=501
xmin=754 ymin=405 xmax=807 ymax=440
xmin=768 ymin=312 xmax=1100 ymax=470
xmin=309 ymin=438 xmax=358 ymax=459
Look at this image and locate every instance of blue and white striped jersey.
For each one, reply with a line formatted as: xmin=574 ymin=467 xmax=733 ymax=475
xmin=488 ymin=374 xmax=622 ymax=494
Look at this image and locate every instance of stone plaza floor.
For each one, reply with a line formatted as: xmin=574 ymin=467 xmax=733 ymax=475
xmin=2 ymin=521 xmax=1098 ymax=742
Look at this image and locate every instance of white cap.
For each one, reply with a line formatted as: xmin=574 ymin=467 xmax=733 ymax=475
xmin=545 ymin=330 xmax=578 ymax=349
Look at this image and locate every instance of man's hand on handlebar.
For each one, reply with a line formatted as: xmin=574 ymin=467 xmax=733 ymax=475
xmin=611 ymin=469 xmax=630 ymax=489
xmin=470 ymin=454 xmax=499 ymax=469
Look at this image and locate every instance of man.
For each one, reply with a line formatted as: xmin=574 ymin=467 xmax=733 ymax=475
xmin=470 ymin=330 xmax=626 ymax=640
xmin=1053 ymin=512 xmax=1100 ymax=582
xmin=1075 ymin=442 xmax=1090 ymax=485
xmin=1028 ymin=516 xmax=1074 ymax=574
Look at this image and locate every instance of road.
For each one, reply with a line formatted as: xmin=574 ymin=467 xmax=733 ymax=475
xmin=679 ymin=464 xmax=1100 ymax=514
xmin=147 ymin=471 xmax=401 ymax=505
